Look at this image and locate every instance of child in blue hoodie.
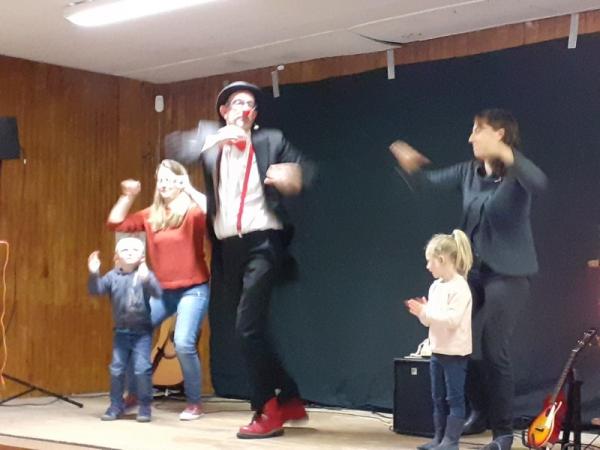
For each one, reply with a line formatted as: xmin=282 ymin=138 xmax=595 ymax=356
xmin=88 ymin=237 xmax=162 ymax=422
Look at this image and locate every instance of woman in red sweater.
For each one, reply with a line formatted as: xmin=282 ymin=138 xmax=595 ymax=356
xmin=107 ymin=159 xmax=210 ymax=421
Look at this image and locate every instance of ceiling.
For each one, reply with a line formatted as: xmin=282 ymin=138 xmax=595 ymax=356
xmin=0 ymin=0 xmax=599 ymax=84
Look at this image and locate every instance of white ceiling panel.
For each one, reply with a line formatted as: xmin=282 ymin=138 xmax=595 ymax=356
xmin=0 ymin=0 xmax=597 ymax=83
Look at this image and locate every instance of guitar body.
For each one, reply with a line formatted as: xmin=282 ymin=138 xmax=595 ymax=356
xmin=151 ymin=316 xmax=184 ymax=388
xmin=526 ymin=391 xmax=567 ymax=448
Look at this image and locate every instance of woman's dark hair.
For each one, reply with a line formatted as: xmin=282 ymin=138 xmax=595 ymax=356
xmin=475 ymin=108 xmax=521 ymax=149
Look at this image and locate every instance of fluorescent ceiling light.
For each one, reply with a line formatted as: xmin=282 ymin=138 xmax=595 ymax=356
xmin=64 ymin=0 xmax=214 ymax=27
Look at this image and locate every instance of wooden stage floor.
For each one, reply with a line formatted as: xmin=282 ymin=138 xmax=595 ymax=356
xmin=0 ymin=395 xmax=547 ymax=450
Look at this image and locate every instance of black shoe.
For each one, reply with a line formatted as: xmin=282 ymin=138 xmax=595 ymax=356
xmin=462 ymin=410 xmax=487 ymax=435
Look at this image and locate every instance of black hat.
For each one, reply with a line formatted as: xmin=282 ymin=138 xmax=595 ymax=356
xmin=216 ymin=81 xmax=263 ymax=123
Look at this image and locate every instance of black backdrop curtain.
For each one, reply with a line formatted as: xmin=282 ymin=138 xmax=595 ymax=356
xmin=209 ymin=34 xmax=600 ymax=420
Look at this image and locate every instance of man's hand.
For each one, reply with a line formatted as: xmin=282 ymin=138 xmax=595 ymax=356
xmin=389 ymin=141 xmax=430 ymax=174
xmin=88 ymin=251 xmax=101 ymax=273
xmin=264 ymin=163 xmax=302 ymax=196
xmin=121 ymin=179 xmax=141 ymax=198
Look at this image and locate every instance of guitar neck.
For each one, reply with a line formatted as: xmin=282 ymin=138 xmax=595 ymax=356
xmin=549 ymin=349 xmax=577 ymax=403
xmin=548 ymin=328 xmax=597 ymax=403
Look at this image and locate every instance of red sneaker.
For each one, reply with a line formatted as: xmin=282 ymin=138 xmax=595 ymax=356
xmin=237 ymin=398 xmax=284 ymax=439
xmin=123 ymin=394 xmax=138 ymax=414
xmin=280 ymin=397 xmax=308 ymax=424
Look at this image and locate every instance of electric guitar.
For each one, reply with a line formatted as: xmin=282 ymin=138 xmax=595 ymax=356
xmin=151 ymin=316 xmax=184 ymax=388
xmin=525 ymin=327 xmax=597 ymax=448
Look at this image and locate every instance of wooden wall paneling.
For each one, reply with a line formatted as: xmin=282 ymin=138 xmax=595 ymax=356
xmin=0 ymin=57 xmax=35 ymax=396
xmin=0 ymin=59 xmax=155 ymax=397
xmin=28 ymin=64 xmax=123 ymax=396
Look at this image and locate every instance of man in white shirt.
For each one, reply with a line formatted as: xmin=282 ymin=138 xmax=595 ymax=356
xmin=200 ymin=81 xmax=308 ymax=439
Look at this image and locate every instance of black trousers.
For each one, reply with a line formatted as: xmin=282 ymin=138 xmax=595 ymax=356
xmin=214 ymin=230 xmax=299 ymax=411
xmin=466 ymin=266 xmax=530 ymax=438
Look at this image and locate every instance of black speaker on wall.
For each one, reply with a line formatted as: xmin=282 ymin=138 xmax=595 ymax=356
xmin=393 ymin=357 xmax=434 ymax=436
xmin=0 ymin=117 xmax=21 ymax=160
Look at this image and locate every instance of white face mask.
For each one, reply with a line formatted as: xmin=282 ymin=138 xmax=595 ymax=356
xmin=156 ymin=167 xmax=185 ymax=200
xmin=115 ymin=238 xmax=145 ymax=265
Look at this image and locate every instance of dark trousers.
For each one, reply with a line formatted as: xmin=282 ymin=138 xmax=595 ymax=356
xmin=466 ymin=267 xmax=530 ymax=438
xmin=216 ymin=230 xmax=299 ymax=411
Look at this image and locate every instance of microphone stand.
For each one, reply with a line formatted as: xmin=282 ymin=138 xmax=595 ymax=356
xmin=1 ymin=374 xmax=83 ymax=408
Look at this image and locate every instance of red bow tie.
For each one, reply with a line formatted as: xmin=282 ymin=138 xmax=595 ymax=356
xmin=232 ymin=139 xmax=247 ymax=151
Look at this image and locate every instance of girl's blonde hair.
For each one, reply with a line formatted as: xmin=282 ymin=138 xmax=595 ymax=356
xmin=425 ymin=229 xmax=473 ymax=277
xmin=147 ymin=159 xmax=189 ymax=232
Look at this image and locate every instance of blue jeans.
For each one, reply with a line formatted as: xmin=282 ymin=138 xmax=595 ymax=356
xmin=128 ymin=283 xmax=210 ymax=404
xmin=110 ymin=331 xmax=152 ymax=408
xmin=430 ymin=353 xmax=469 ymax=419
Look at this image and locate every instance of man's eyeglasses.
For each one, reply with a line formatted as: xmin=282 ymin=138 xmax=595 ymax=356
xmin=228 ymin=99 xmax=256 ymax=109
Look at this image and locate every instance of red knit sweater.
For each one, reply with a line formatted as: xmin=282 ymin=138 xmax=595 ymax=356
xmin=108 ymin=207 xmax=210 ymax=289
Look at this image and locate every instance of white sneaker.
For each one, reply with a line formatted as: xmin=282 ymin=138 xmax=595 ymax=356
xmin=179 ymin=404 xmax=204 ymax=421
